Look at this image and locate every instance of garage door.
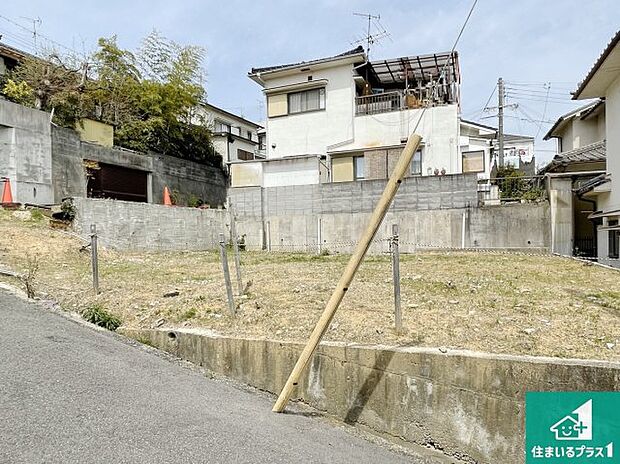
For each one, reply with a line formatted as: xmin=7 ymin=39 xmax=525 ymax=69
xmin=87 ymin=162 xmax=148 ymax=203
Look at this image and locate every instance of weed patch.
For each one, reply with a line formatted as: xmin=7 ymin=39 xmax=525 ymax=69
xmin=82 ymin=304 xmax=122 ymax=331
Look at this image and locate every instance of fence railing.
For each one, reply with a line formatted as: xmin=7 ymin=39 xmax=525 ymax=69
xmin=478 ymin=175 xmax=547 ymax=204
xmin=355 ymin=91 xmax=402 ymax=116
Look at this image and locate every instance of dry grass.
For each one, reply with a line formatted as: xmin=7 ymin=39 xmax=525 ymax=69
xmin=1 ymin=209 xmax=619 ymax=361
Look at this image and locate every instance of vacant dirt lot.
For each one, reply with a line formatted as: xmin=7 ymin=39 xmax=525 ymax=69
xmin=1 ymin=208 xmax=619 ymax=361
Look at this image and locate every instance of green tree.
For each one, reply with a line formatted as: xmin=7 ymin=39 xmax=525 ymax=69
xmin=1 ymin=33 xmax=221 ymax=167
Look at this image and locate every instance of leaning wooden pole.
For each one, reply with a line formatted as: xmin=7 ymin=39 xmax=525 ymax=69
xmin=272 ymin=132 xmax=422 ymax=413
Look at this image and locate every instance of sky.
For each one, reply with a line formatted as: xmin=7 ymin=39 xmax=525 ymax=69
xmin=1 ymin=0 xmax=619 ymax=165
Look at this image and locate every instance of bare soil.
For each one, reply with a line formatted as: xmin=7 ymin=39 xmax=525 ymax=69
xmin=1 ymin=209 xmax=619 ymax=361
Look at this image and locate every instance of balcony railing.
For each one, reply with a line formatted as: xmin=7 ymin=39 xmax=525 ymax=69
xmin=355 ymin=91 xmax=402 ymax=116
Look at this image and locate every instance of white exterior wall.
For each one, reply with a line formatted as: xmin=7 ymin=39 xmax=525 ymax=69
xmin=265 ymin=64 xmax=355 ymax=158
xmin=605 ymin=75 xmax=620 ymax=210
xmin=555 ymin=111 xmax=605 ymax=153
xmin=338 ymin=105 xmax=460 ymax=174
xmin=194 ymin=105 xmax=259 ymax=162
xmin=594 ymin=76 xmax=619 ymax=266
xmin=459 ymin=135 xmax=492 ymax=179
xmin=572 ymin=117 xmax=601 ymax=149
xmin=263 ymin=62 xmax=459 ymax=176
xmin=263 ymin=158 xmax=319 ymax=187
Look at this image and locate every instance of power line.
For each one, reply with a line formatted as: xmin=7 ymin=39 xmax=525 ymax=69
xmin=535 ymin=84 xmax=551 ymax=139
xmin=410 ymin=0 xmax=478 ymax=134
xmin=505 ymin=90 xmax=573 ymax=101
xmin=505 ymin=87 xmax=572 ymax=98
xmin=481 ymin=84 xmax=497 ymax=111
xmin=0 ymin=14 xmax=76 ymax=54
xmin=505 ymin=94 xmax=580 ymax=105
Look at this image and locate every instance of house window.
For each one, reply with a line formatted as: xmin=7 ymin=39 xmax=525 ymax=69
xmin=411 ymin=149 xmax=422 ymax=175
xmin=462 ymin=150 xmax=485 ymax=173
xmin=246 ymin=130 xmax=253 ymax=140
xmin=354 ymin=155 xmax=365 ymax=180
xmin=215 ymin=121 xmax=231 ymax=133
xmin=237 ymin=149 xmax=254 ymax=161
xmin=288 ymin=88 xmax=325 ymax=114
xmin=609 ymin=220 xmax=619 ymax=259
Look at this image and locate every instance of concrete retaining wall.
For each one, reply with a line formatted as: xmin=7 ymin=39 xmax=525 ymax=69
xmin=73 ymin=197 xmax=227 ymax=250
xmin=234 ymin=204 xmax=550 ymax=253
xmin=120 ymin=328 xmax=620 ymax=464
xmin=52 ymin=126 xmax=228 ymax=207
xmin=229 ymin=176 xmax=550 ymax=253
xmin=0 ymin=99 xmax=53 ymax=204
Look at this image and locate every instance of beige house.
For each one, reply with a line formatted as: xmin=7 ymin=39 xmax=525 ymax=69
xmin=570 ymin=30 xmax=620 ymax=267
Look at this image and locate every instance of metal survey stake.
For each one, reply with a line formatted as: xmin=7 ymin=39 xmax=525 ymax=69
xmin=229 ymin=207 xmax=243 ymax=295
xmin=391 ymin=224 xmax=402 ymax=331
xmin=272 ymin=132 xmax=422 ymax=413
xmin=90 ymin=224 xmax=99 ymax=295
xmin=219 ymin=233 xmax=236 ymax=315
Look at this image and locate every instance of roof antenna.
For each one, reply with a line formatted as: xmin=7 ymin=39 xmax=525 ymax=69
xmin=351 ymin=12 xmax=391 ymax=60
xmin=19 ymin=16 xmax=42 ymax=50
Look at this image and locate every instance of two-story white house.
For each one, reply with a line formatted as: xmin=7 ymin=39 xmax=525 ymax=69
xmin=194 ymin=103 xmax=263 ymax=164
xmin=570 ymin=29 xmax=620 ymax=267
xmin=459 ymin=119 xmax=535 ymax=178
xmin=231 ymin=46 xmax=463 ymax=188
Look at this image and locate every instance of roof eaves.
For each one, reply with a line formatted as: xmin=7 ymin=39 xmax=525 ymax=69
xmin=248 ymin=46 xmax=366 ymax=76
xmin=201 ymin=102 xmax=262 ymax=129
xmin=543 ymin=100 xmax=602 ymax=140
xmin=573 ymin=29 xmax=620 ymax=99
xmin=460 ymin=119 xmax=497 ymax=132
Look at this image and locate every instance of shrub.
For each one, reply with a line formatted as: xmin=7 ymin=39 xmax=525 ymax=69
xmin=82 ymin=304 xmax=122 ymax=331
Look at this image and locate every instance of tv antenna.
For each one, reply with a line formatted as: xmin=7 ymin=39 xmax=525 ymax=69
xmin=352 ymin=12 xmax=391 ymax=59
xmin=19 ymin=16 xmax=42 ymax=49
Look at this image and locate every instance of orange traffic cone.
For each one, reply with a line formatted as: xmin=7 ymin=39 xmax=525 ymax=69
xmin=163 ymin=186 xmax=172 ymax=206
xmin=1 ymin=178 xmax=14 ymax=204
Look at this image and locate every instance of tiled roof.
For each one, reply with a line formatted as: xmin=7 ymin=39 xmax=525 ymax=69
xmin=540 ymin=140 xmax=606 ymax=173
xmin=249 ymin=46 xmax=365 ymax=75
xmin=573 ymin=29 xmax=620 ymax=99
xmin=543 ymin=100 xmax=603 ymax=140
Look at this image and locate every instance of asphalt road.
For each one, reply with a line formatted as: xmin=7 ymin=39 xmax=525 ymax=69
xmin=0 ymin=289 xmax=412 ymax=464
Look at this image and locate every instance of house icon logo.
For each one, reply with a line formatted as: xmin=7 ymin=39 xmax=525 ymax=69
xmin=549 ymin=399 xmax=592 ymax=441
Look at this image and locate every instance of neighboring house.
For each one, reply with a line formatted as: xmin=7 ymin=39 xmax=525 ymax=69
xmin=193 ymin=103 xmax=263 ymax=164
xmin=540 ymin=99 xmax=606 ymax=258
xmin=0 ymin=41 xmax=26 ymax=76
xmin=460 ymin=119 xmax=535 ymax=179
xmin=543 ymin=99 xmax=606 ymax=153
xmin=234 ymin=46 xmax=462 ymax=188
xmin=570 ymin=29 xmax=620 ymax=267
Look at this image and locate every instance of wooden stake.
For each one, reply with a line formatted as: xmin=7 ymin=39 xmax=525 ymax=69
xmin=272 ymin=133 xmax=422 ymax=413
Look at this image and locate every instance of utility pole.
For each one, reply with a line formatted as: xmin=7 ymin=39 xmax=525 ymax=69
xmin=498 ymin=77 xmax=505 ymax=167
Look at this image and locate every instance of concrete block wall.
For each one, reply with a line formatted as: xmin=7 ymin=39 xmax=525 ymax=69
xmin=0 ymin=99 xmax=53 ymax=204
xmin=229 ymin=174 xmax=479 ymax=218
xmin=73 ymin=197 xmax=228 ymax=251
xmin=121 ymin=328 xmax=620 ymax=464
xmin=228 ymin=176 xmax=550 ymax=253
